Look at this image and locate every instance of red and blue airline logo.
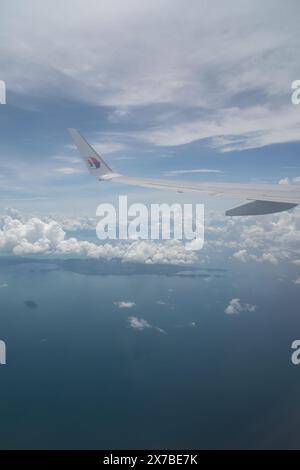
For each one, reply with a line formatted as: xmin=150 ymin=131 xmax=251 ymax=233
xmin=87 ymin=156 xmax=101 ymax=169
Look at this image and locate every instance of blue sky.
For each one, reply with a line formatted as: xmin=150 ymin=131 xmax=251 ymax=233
xmin=0 ymin=0 xmax=300 ymax=216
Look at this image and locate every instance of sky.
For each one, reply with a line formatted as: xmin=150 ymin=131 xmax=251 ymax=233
xmin=0 ymin=0 xmax=299 ymax=265
xmin=0 ymin=0 xmax=300 ymax=214
xmin=0 ymin=0 xmax=300 ymax=450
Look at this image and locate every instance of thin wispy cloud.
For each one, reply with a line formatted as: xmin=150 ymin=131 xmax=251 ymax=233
xmin=55 ymin=168 xmax=84 ymax=175
xmin=164 ymin=169 xmax=223 ymax=176
xmin=52 ymin=156 xmax=81 ymax=164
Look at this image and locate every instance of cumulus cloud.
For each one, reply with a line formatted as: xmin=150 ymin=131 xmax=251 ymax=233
xmin=128 ymin=317 xmax=151 ymax=330
xmin=114 ymin=301 xmax=136 ymax=309
xmin=225 ymin=298 xmax=256 ymax=315
xmin=233 ymin=249 xmax=248 ymax=263
xmin=57 ymin=215 xmax=96 ymax=231
xmin=3 ymin=208 xmax=22 ymax=220
xmin=205 ymin=209 xmax=300 ymax=268
xmin=0 ymin=216 xmax=65 ymax=255
xmin=293 ymin=278 xmax=300 ymax=285
xmin=278 ymin=176 xmax=300 ymax=185
xmin=233 ymin=249 xmax=279 ymax=265
xmin=279 ymin=177 xmax=290 ymax=185
xmin=0 ymin=213 xmax=197 ymax=264
xmin=58 ymin=238 xmax=198 ymax=264
xmin=1 ymin=207 xmax=300 ymax=274
xmin=258 ymin=253 xmax=279 ymax=265
xmin=128 ymin=316 xmax=166 ymax=334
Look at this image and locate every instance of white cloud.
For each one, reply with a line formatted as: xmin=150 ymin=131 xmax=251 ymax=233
xmin=225 ymin=298 xmax=256 ymax=315
xmin=1 ymin=207 xmax=300 ymax=274
xmin=114 ymin=301 xmax=136 ymax=309
xmin=279 ymin=177 xmax=290 ymax=185
xmin=1 ymin=0 xmax=300 ymax=151
xmin=258 ymin=252 xmax=278 ymax=265
xmin=55 ymin=167 xmax=84 ymax=175
xmin=0 ymin=216 xmax=65 ymax=255
xmin=0 ymin=213 xmax=197 ymax=264
xmin=128 ymin=316 xmax=166 ymax=334
xmin=164 ymin=169 xmax=222 ymax=176
xmin=207 ymin=209 xmax=300 ymax=268
xmin=136 ymin=106 xmax=300 ymax=151
xmin=233 ymin=249 xmax=248 ymax=263
xmin=128 ymin=317 xmax=151 ymax=330
xmin=293 ymin=277 xmax=300 ymax=285
xmin=278 ymin=176 xmax=300 ymax=185
xmin=57 ymin=215 xmax=96 ymax=231
xmin=57 ymin=237 xmax=198 ymax=265
xmin=234 ymin=250 xmax=279 ymax=265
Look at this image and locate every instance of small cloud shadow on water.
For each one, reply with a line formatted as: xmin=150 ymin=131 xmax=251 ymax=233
xmin=24 ymin=300 xmax=38 ymax=310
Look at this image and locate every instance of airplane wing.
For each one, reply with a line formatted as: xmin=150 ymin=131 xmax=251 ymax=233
xmin=68 ymin=128 xmax=300 ymax=216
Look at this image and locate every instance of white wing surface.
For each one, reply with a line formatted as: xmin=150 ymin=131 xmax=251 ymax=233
xmin=68 ymin=128 xmax=300 ymax=216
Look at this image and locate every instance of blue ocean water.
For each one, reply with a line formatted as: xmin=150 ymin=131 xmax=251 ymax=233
xmin=0 ymin=256 xmax=300 ymax=449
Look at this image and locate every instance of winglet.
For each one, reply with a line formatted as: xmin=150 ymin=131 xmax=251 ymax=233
xmin=68 ymin=128 xmax=115 ymax=179
xmin=226 ymin=200 xmax=297 ymax=216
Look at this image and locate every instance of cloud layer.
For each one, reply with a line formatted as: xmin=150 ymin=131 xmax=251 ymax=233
xmin=0 ymin=213 xmax=197 ymax=264
xmin=1 ymin=0 xmax=300 ymax=151
xmin=0 ymin=206 xmax=300 ymax=276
